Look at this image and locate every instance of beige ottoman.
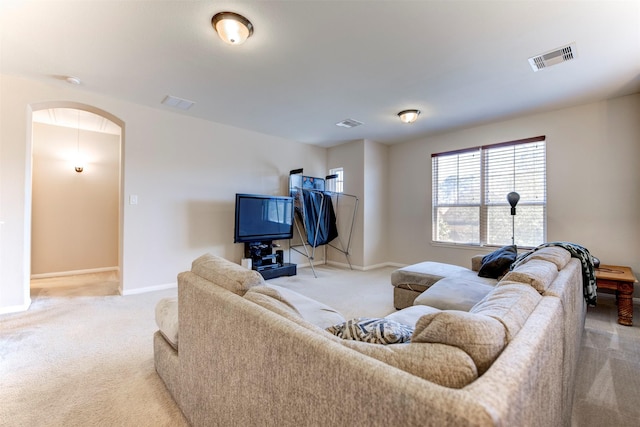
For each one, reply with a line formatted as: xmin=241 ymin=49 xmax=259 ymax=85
xmin=391 ymin=262 xmax=470 ymax=309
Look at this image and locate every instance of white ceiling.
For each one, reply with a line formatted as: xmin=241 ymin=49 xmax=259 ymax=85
xmin=2 ymin=1 xmax=639 ymax=147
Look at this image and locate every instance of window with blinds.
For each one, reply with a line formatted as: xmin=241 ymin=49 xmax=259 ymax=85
xmin=328 ymin=167 xmax=344 ymax=193
xmin=432 ymin=136 xmax=546 ymax=248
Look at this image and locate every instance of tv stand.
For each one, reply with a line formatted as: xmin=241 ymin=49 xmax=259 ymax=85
xmin=244 ymin=241 xmax=296 ymax=280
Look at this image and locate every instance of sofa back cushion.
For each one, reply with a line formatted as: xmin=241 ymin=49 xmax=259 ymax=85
xmin=244 ymin=290 xmax=305 ymax=322
xmin=502 ymin=259 xmax=558 ymax=293
xmin=412 ymin=311 xmax=506 ymax=374
xmin=518 ymin=246 xmax=571 ymax=271
xmin=340 ymin=340 xmax=478 ymax=389
xmin=471 ymin=283 xmax=542 ymax=341
xmin=191 ymin=253 xmax=264 ymax=295
xmin=246 ymin=285 xmax=345 ymax=329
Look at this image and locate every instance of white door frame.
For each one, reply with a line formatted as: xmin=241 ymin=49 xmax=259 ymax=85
xmin=27 ymin=101 xmax=125 ymax=294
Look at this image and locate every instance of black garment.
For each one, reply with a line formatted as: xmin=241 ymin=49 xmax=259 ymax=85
xmin=302 ymin=190 xmax=338 ymax=247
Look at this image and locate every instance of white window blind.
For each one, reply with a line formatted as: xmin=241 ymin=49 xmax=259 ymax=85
xmin=328 ymin=167 xmax=344 ymax=193
xmin=432 ymin=136 xmax=546 ymax=247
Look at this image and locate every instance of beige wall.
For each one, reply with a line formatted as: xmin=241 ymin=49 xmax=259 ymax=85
xmin=327 ymin=140 xmax=365 ymax=267
xmin=0 ymin=74 xmax=326 ymax=312
xmin=388 ymin=94 xmax=640 ymax=292
xmin=326 ymin=139 xmax=389 ymax=269
xmin=31 ymin=123 xmax=119 ymax=275
xmin=2 ymin=71 xmax=638 ymax=313
xmin=363 ymin=139 xmax=388 ymax=267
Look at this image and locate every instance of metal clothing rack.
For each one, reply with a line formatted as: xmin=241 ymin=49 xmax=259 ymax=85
xmin=289 ymin=169 xmax=359 ymax=277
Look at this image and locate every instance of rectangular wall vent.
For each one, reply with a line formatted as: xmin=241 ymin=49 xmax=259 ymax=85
xmin=336 ymin=118 xmax=363 ymax=128
xmin=528 ymin=43 xmax=577 ymax=72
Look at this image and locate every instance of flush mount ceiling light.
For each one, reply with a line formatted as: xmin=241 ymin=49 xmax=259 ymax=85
xmin=211 ymin=12 xmax=254 ymax=45
xmin=398 ymin=109 xmax=421 ymax=124
xmin=65 ymin=76 xmax=81 ymax=85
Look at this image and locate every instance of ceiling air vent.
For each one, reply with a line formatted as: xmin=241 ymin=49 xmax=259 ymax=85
xmin=162 ymin=95 xmax=195 ymax=110
xmin=528 ymin=43 xmax=577 ymax=72
xmin=336 ymin=118 xmax=363 ymax=128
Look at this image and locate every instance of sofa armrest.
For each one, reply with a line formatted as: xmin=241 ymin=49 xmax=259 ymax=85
xmin=471 ymin=255 xmax=484 ymax=272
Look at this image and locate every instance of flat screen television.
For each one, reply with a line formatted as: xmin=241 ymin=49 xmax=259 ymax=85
xmin=234 ymin=193 xmax=294 ymax=243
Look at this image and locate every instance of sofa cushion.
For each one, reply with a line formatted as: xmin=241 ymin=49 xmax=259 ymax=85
xmin=518 ymin=246 xmax=571 ymax=271
xmin=191 ymin=253 xmax=264 ymax=296
xmin=385 ymin=305 xmax=441 ymax=328
xmin=391 ymin=261 xmax=469 ymax=288
xmin=477 ymin=245 xmax=518 ymax=278
xmin=244 ymin=290 xmax=304 ymax=321
xmin=502 ymin=258 xmax=559 ymax=293
xmin=155 ymin=297 xmax=179 ymax=350
xmin=451 ymin=269 xmax=499 ymax=286
xmin=327 ymin=317 xmax=414 ymax=344
xmin=339 ymin=340 xmax=478 ymax=388
xmin=413 ymin=277 xmax=495 ymax=311
xmin=412 ymin=310 xmax=506 ymax=374
xmin=247 ymin=285 xmax=345 ymax=329
xmin=471 ymin=282 xmax=542 ymax=341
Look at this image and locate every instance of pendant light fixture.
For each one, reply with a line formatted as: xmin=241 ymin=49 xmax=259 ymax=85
xmin=398 ymin=109 xmax=421 ymax=124
xmin=211 ymin=12 xmax=254 ymax=45
xmin=74 ymin=110 xmax=84 ymax=173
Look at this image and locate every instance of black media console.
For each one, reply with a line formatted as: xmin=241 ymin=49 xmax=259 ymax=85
xmin=244 ymin=241 xmax=297 ymax=280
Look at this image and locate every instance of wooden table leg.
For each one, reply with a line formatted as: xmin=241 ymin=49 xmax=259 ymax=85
xmin=617 ymin=282 xmax=634 ymax=326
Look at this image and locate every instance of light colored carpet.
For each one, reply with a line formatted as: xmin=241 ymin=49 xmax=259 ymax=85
xmin=1 ymin=266 xmax=639 ymax=426
xmin=571 ymin=293 xmax=640 ymax=426
xmin=2 ymin=272 xmax=187 ymax=427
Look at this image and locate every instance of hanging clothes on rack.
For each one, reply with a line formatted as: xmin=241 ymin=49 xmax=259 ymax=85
xmin=288 ymin=168 xmax=359 ymax=278
xmin=302 ymin=190 xmax=338 ymax=247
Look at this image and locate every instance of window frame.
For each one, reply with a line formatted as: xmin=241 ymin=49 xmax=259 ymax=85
xmin=328 ymin=167 xmax=344 ymax=193
xmin=431 ymin=136 xmax=546 ymax=249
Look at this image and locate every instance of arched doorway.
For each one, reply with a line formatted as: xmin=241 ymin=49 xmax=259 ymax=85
xmin=27 ymin=101 xmax=124 ymax=296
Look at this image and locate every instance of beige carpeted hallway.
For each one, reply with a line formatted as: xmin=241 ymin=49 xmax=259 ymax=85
xmin=1 ymin=265 xmax=639 ymax=426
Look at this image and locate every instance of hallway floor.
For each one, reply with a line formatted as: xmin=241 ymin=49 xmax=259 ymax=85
xmin=30 ymin=271 xmax=120 ymax=298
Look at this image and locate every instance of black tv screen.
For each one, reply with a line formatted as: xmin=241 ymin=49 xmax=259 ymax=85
xmin=234 ymin=193 xmax=294 ymax=243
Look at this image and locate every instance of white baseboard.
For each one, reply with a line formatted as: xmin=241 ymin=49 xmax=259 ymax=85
xmin=0 ymin=300 xmax=32 ymax=315
xmin=31 ymin=266 xmax=119 ymax=280
xmin=385 ymin=262 xmax=406 ymax=268
xmin=121 ymin=282 xmax=177 ymax=296
xmin=324 ymin=260 xmax=402 ymax=271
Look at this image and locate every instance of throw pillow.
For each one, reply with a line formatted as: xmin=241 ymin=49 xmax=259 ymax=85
xmin=478 ymin=245 xmax=517 ymax=279
xmin=327 ymin=317 xmax=414 ymax=344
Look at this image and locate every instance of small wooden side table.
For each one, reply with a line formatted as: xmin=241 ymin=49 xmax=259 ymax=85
xmin=595 ymin=265 xmax=637 ymax=326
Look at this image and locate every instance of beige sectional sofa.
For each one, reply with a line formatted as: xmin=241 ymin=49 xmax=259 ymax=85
xmin=154 ymin=248 xmax=586 ymax=426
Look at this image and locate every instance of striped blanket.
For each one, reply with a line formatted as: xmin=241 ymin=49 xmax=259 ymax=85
xmin=511 ymin=241 xmax=597 ymax=306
